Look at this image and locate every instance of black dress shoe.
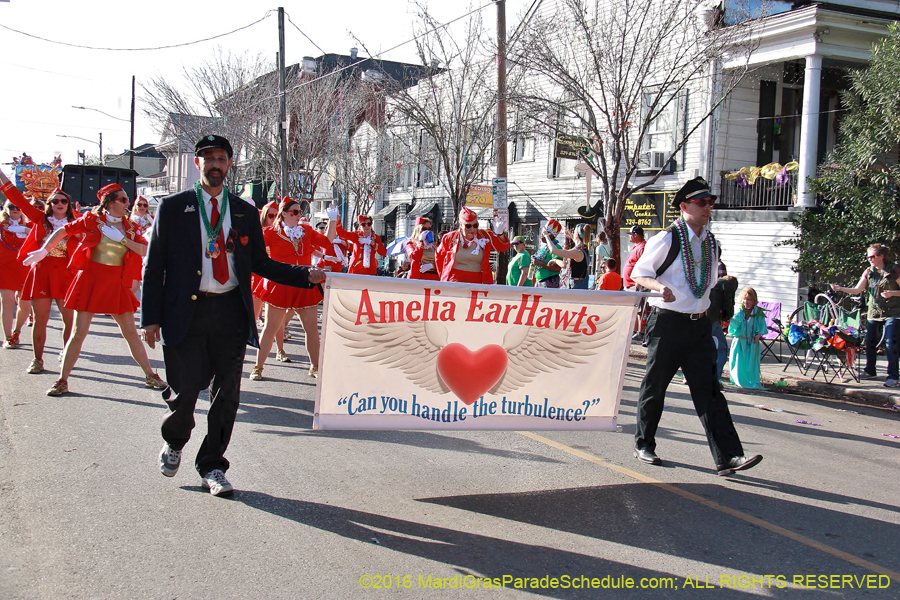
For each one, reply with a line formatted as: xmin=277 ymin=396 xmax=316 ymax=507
xmin=717 ymin=454 xmax=763 ymax=476
xmin=634 ymin=448 xmax=662 ymax=465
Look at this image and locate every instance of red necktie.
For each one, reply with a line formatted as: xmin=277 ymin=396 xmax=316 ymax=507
xmin=210 ymin=197 xmax=229 ymax=284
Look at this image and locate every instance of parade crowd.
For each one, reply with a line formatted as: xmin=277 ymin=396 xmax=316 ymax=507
xmin=6 ymin=134 xmax=897 ymax=496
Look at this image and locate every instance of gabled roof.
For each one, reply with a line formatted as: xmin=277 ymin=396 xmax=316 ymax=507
xmin=285 ymin=54 xmax=434 ymax=90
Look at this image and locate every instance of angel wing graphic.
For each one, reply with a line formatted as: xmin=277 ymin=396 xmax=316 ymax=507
xmin=329 ymin=292 xmax=622 ymax=397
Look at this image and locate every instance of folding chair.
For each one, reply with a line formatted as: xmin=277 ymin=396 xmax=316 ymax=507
xmin=758 ymin=301 xmax=784 ymax=363
xmin=809 ymin=306 xmax=864 ymax=383
xmin=783 ymin=302 xmax=830 ymax=376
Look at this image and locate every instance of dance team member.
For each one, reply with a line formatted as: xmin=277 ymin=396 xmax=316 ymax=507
xmin=24 ymin=183 xmax=167 ymax=396
xmin=250 ymin=200 xmax=336 ymax=380
xmin=336 ymin=214 xmax=386 ymax=275
xmin=129 ymin=196 xmax=154 ymax=238
xmin=436 ymin=206 xmax=509 ymax=284
xmin=0 ymin=184 xmax=33 ymax=348
xmin=1 ymin=171 xmax=80 ymax=373
xmin=404 ymin=217 xmax=439 ymax=281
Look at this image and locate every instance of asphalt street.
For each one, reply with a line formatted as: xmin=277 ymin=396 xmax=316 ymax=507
xmin=1 ymin=312 xmax=899 ymax=599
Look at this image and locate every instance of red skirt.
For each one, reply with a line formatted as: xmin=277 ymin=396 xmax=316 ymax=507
xmin=251 ymin=273 xmax=264 ymax=298
xmin=348 ymin=264 xmax=377 ymax=276
xmin=257 ymin=279 xmax=323 ymax=310
xmin=64 ymin=260 xmax=140 ymax=315
xmin=446 ymin=268 xmax=484 ymax=284
xmin=22 ymin=256 xmax=75 ymax=301
xmin=0 ymin=245 xmax=28 ymax=291
xmin=409 ymin=270 xmax=440 ymax=281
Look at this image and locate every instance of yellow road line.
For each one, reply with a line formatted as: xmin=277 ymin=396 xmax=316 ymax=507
xmin=517 ymin=430 xmax=900 ymax=583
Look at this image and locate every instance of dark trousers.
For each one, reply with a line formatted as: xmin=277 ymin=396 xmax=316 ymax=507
xmin=161 ymin=291 xmax=249 ymax=476
xmin=865 ymin=317 xmax=899 ymax=379
xmin=635 ymin=309 xmax=744 ymax=466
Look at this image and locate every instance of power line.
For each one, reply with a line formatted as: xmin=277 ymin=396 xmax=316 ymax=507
xmin=285 ymin=13 xmax=326 ymax=56
xmin=0 ymin=11 xmax=274 ymax=52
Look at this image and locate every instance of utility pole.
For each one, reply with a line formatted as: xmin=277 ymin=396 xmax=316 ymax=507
xmin=278 ymin=7 xmax=288 ymax=199
xmin=495 ymin=0 xmax=510 ymax=283
xmin=99 ymin=132 xmax=103 ymax=166
xmin=130 ymin=75 xmax=136 ymax=170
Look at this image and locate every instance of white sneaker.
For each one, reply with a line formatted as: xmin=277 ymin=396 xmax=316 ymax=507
xmin=159 ymin=444 xmax=182 ymax=477
xmin=201 ymin=469 xmax=234 ymax=497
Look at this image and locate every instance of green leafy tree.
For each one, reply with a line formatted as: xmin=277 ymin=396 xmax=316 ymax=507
xmin=782 ymin=23 xmax=900 ymax=286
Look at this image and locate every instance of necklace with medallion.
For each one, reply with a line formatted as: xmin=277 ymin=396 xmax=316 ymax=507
xmin=195 ymin=181 xmax=228 ymax=259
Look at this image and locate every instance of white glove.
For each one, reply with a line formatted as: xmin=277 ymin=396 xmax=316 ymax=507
xmin=23 ymin=248 xmax=48 ymax=267
xmin=100 ymin=224 xmax=125 ymax=243
xmin=326 ymin=203 xmax=339 ymax=221
xmin=420 ymin=230 xmax=433 ymax=243
xmin=492 ymin=210 xmax=508 ymax=235
xmin=7 ymin=224 xmax=28 ymax=238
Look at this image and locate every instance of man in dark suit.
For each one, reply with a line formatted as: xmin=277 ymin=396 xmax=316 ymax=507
xmin=141 ymin=135 xmax=325 ymax=497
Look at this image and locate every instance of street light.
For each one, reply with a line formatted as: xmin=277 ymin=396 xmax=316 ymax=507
xmin=57 ymin=134 xmax=103 ymax=165
xmin=72 ymin=76 xmax=136 ymax=170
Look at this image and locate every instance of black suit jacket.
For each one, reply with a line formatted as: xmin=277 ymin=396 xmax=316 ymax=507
xmin=141 ymin=188 xmax=313 ymax=348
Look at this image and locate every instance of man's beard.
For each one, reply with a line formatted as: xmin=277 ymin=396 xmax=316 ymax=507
xmin=203 ymin=168 xmax=226 ymax=187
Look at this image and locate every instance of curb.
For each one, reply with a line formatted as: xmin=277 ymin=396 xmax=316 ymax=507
xmin=628 ymin=344 xmax=900 ymax=408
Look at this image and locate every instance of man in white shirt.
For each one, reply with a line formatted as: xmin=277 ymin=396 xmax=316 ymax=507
xmin=630 ymin=177 xmax=762 ymax=477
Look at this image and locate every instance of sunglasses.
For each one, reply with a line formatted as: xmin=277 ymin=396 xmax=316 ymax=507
xmin=51 ymin=198 xmax=69 ymax=206
xmin=687 ymin=197 xmax=716 ymax=208
xmin=285 ymin=209 xmax=302 ymax=217
xmin=867 ymin=255 xmax=879 ymax=260
xmin=136 ymin=203 xmax=149 ymax=208
xmin=464 ymin=223 xmax=478 ymax=229
xmin=8 ymin=205 xmax=20 ymax=211
xmin=266 ymin=213 xmax=276 ymax=219
xmin=112 ymin=197 xmax=130 ymax=205
xmin=361 ymin=222 xmax=373 ymax=226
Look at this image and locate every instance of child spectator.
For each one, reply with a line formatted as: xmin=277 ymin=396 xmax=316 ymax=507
xmin=728 ymin=286 xmax=767 ymax=389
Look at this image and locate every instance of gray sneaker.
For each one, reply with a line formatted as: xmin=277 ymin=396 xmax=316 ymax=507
xmin=201 ymin=469 xmax=234 ymax=497
xmin=859 ymin=371 xmax=878 ymax=380
xmin=884 ymin=378 xmax=899 ymax=388
xmin=159 ymin=444 xmax=182 ymax=477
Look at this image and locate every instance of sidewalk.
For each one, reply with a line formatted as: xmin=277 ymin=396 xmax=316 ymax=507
xmin=628 ymin=339 xmax=900 ymax=408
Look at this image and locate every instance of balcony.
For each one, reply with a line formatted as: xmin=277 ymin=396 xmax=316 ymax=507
xmin=717 ymin=170 xmax=797 ymax=210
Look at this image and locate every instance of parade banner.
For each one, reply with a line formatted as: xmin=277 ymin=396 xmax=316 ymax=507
xmin=314 ymin=274 xmax=645 ymax=431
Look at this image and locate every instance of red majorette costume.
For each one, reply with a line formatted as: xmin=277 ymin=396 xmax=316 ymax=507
xmin=314 ymin=233 xmax=348 ymax=273
xmin=336 ymin=216 xmax=386 ymax=276
xmin=129 ymin=197 xmax=154 ymax=238
xmin=258 ymin=207 xmax=331 ymax=309
xmin=404 ymin=217 xmax=439 ymax=281
xmin=62 ymin=184 xmax=147 ymax=315
xmin=252 ymin=200 xmax=278 ymax=299
xmin=0 ymin=181 xmax=34 ymax=292
xmin=435 ymin=206 xmax=510 ymax=284
xmin=11 ymin=186 xmax=81 ymax=302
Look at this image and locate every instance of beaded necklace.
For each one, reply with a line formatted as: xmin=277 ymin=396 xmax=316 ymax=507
xmin=674 ymin=217 xmax=715 ymax=298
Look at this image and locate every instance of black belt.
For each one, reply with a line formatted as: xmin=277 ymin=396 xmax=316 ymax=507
xmin=198 ymin=288 xmax=240 ymax=298
xmin=654 ymin=307 xmax=708 ymax=321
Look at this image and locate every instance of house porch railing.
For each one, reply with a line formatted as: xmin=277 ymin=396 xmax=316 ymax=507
xmin=717 ymin=171 xmax=797 ymax=209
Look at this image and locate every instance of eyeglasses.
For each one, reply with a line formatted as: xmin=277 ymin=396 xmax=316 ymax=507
xmin=464 ymin=223 xmax=477 ymax=229
xmin=688 ymin=198 xmax=716 ymax=208
xmin=51 ymin=198 xmax=69 ymax=206
xmin=285 ymin=209 xmax=302 ymax=217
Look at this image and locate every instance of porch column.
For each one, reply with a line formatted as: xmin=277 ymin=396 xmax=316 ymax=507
xmin=797 ymin=54 xmax=822 ymax=208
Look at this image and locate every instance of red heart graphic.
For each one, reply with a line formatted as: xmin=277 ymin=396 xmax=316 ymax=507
xmin=436 ymin=343 xmax=508 ymax=405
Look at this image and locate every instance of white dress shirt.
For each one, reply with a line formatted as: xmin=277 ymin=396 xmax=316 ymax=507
xmin=198 ymin=188 xmax=239 ymax=293
xmin=631 ymin=224 xmax=719 ymax=314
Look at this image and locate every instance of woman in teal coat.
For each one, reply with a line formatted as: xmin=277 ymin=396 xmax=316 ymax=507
xmin=728 ymin=287 xmax=768 ymax=389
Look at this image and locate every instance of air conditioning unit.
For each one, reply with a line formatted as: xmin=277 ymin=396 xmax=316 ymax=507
xmin=638 ymin=150 xmax=675 ymax=175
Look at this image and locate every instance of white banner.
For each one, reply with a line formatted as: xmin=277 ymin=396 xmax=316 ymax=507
xmin=314 ymin=274 xmax=644 ymax=430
